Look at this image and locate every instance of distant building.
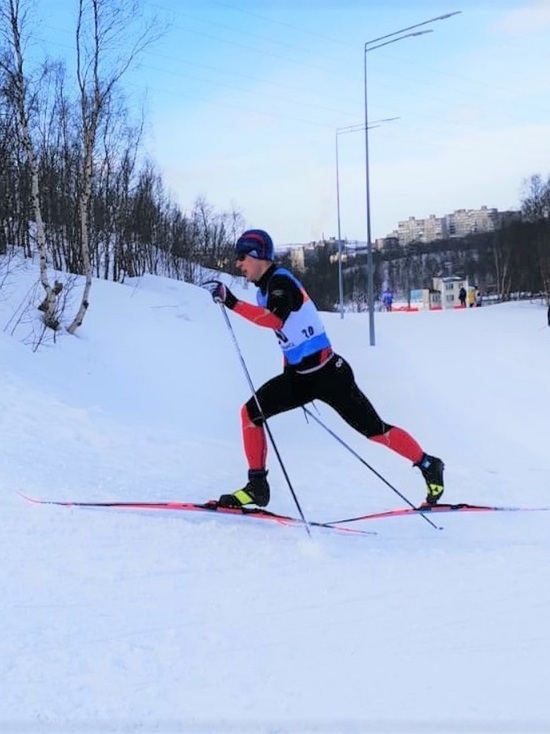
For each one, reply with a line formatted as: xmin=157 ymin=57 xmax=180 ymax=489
xmin=446 ymin=206 xmax=499 ymax=237
xmin=277 ymin=242 xmax=317 ymax=272
xmin=289 ymin=247 xmax=305 ymax=271
xmin=432 ymin=275 xmax=468 ymax=309
xmin=398 ymin=214 xmax=447 ymax=246
xmin=375 ymin=234 xmax=399 ymax=251
xmin=395 ymin=206 xmax=520 ymax=246
xmin=278 ymin=238 xmax=369 ymax=270
xmin=421 ymin=288 xmax=442 ymax=310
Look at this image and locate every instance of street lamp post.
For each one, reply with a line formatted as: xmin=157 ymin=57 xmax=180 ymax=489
xmin=336 ymin=119 xmax=398 ymax=319
xmin=336 ymin=122 xmax=366 ymax=319
xmin=364 ymin=11 xmax=461 ymax=345
xmin=335 ymin=126 xmax=345 ymax=319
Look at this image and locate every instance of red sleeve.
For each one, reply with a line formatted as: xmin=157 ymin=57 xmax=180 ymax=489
xmin=233 ymin=300 xmax=283 ymax=329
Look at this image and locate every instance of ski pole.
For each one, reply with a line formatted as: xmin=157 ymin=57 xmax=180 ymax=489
xmin=218 ymin=304 xmax=311 ymax=536
xmin=303 ymin=406 xmax=441 ymax=530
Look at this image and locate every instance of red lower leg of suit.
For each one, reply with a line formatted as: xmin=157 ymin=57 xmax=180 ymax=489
xmin=369 ymin=426 xmax=424 ymax=464
xmin=240 ymin=404 xmax=422 ymax=468
xmin=241 ymin=405 xmax=267 ymax=470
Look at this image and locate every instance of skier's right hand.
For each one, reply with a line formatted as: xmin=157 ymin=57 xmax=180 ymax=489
xmin=202 ymin=280 xmax=237 ymax=309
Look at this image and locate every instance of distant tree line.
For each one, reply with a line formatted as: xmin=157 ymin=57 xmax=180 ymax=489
xmin=0 ymin=0 xmax=239 ymax=335
xmin=379 ymin=175 xmax=550 ymax=302
xmin=279 ymin=173 xmax=550 ymax=311
xmin=1 ymin=1 xmax=549 ymax=334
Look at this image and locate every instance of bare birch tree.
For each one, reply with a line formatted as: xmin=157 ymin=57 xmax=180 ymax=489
xmin=67 ymin=0 xmax=162 ymax=334
xmin=521 ymin=174 xmax=550 ymax=222
xmin=0 ymin=0 xmax=61 ymax=328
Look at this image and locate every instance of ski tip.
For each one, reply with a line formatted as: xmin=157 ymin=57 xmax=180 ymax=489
xmin=18 ymin=491 xmax=38 ymax=503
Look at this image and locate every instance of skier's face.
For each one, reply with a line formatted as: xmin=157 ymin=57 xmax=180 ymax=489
xmin=236 ymin=254 xmax=269 ymax=283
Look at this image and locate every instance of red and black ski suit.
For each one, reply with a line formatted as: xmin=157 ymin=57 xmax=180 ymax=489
xmin=230 ymin=264 xmax=425 ymax=472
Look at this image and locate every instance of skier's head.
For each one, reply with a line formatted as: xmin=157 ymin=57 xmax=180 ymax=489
xmin=235 ymin=229 xmax=274 ymax=262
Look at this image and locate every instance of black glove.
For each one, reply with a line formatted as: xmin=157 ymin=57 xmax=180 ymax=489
xmin=202 ymin=280 xmax=238 ymax=309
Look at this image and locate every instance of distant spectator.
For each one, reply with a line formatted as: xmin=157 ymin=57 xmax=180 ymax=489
xmin=475 ymin=290 xmax=482 ymax=307
xmin=458 ymin=286 xmax=467 ymax=307
xmin=547 ymin=304 xmax=550 ymax=327
xmin=467 ymin=288 xmax=475 ymax=308
xmin=382 ymin=289 xmax=393 ymax=312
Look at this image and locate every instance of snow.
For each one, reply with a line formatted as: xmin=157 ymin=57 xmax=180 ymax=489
xmin=1 ymin=261 xmax=550 ymax=734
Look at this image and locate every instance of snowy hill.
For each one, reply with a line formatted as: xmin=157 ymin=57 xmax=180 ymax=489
xmin=1 ymin=265 xmax=550 ymax=733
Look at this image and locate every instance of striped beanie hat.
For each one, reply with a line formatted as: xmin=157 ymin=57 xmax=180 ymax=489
xmin=235 ymin=229 xmax=274 ymax=261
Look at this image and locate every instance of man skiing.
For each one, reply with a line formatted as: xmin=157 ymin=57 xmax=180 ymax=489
xmin=205 ymin=229 xmax=444 ymax=509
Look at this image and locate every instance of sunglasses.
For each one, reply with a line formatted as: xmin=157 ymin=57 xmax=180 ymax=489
xmin=236 ymin=248 xmax=259 ymax=261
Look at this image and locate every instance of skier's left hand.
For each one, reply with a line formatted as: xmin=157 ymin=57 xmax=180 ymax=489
xmin=202 ymin=280 xmax=237 ymax=309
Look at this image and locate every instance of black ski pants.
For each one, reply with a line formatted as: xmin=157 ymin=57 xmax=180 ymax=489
xmin=245 ymin=354 xmax=390 ymax=438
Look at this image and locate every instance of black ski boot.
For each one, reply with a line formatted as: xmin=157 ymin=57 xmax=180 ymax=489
xmin=415 ymin=454 xmax=445 ymax=505
xmin=218 ymin=470 xmax=270 ymax=508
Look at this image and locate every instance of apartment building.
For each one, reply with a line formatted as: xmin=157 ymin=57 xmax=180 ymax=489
xmin=397 ymin=214 xmax=448 ymax=246
xmin=395 ymin=205 xmax=520 ymax=246
xmin=446 ymin=205 xmax=499 ymax=237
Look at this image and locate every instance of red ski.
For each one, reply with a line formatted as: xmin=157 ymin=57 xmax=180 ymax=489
xmin=20 ymin=494 xmax=376 ymax=536
xmin=326 ymin=502 xmax=550 ymax=525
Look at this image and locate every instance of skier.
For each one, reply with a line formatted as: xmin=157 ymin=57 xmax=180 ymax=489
xmin=205 ymin=229 xmax=444 ymax=509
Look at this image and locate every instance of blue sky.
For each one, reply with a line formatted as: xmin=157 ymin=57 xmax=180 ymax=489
xmin=33 ymin=0 xmax=550 ymax=244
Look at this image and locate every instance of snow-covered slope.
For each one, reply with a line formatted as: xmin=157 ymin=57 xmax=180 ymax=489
xmin=2 ymin=266 xmax=549 ymax=733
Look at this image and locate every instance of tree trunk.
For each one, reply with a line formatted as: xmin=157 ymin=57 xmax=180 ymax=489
xmin=1 ymin=0 xmax=60 ymax=328
xmin=67 ymin=126 xmax=95 ymax=334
